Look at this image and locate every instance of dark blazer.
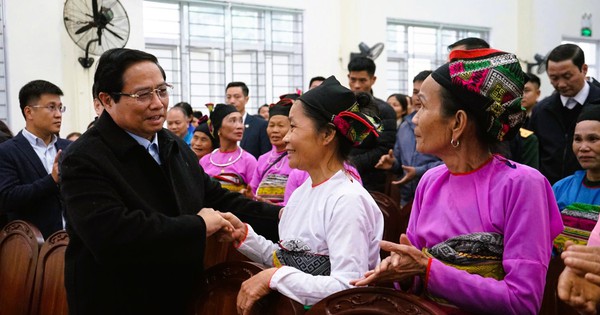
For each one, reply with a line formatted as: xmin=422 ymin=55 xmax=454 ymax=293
xmin=530 ymin=83 xmax=600 ymax=184
xmin=0 ymin=131 xmax=70 ymax=238
xmin=240 ymin=113 xmax=271 ymax=159
xmin=60 ymin=111 xmax=280 ymax=314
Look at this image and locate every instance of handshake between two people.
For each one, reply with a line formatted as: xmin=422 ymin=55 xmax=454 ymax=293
xmin=196 ymin=208 xmax=247 ymax=246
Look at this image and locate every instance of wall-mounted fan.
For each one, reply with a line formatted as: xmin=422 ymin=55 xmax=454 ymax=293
xmin=64 ymin=0 xmax=130 ymax=68
xmin=525 ymin=52 xmax=549 ymax=75
xmin=350 ymin=42 xmax=385 ymax=61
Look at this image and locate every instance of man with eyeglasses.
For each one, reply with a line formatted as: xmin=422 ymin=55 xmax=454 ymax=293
xmin=59 ymin=48 xmax=281 ymax=314
xmin=0 ymin=80 xmax=70 ymax=238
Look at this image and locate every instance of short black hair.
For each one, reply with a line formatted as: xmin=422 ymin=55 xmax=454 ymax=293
xmin=546 ymin=43 xmax=585 ymax=71
xmin=526 ymin=73 xmax=541 ymax=89
xmin=192 ymin=111 xmax=203 ymax=119
xmin=348 ymin=57 xmax=376 ymax=76
xmin=447 ymin=37 xmax=490 ymax=51
xmin=94 ymin=48 xmax=166 ymax=103
xmin=174 ymin=102 xmax=193 ymax=117
xmin=18 ymin=80 xmax=63 ymax=118
xmin=226 ymin=82 xmax=249 ymax=97
xmin=413 ymin=70 xmax=433 ymax=83
xmin=309 ymin=76 xmax=326 ymax=87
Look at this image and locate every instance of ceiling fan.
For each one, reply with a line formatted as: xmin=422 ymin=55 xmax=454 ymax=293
xmin=63 ymin=0 xmax=130 ymax=68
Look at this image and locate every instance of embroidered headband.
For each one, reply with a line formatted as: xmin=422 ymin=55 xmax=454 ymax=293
xmin=431 ymin=48 xmax=527 ymax=142
xmin=298 ymin=76 xmax=380 ymax=147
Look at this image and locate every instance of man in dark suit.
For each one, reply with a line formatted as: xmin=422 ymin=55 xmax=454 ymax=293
xmin=530 ymin=43 xmax=600 ymax=184
xmin=0 ymin=80 xmax=70 ymax=238
xmin=60 ymin=48 xmax=280 ymax=314
xmin=226 ymin=81 xmax=270 ymax=158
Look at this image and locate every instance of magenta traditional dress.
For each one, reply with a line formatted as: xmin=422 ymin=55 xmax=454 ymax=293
xmin=408 ymin=155 xmax=563 ymax=314
xmin=283 ymin=163 xmax=361 ymax=206
xmin=249 ymin=146 xmax=293 ymax=205
xmin=199 ymin=147 xmax=257 ymax=192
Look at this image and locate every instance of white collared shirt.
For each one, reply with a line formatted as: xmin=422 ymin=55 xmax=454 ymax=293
xmin=21 ymin=128 xmax=57 ymax=174
xmin=560 ymin=81 xmax=590 ymax=109
xmin=126 ymin=131 xmax=160 ymax=165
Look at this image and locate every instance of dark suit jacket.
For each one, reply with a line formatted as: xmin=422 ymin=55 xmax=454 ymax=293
xmin=240 ymin=113 xmax=271 ymax=159
xmin=0 ymin=131 xmax=70 ymax=238
xmin=60 ymin=111 xmax=280 ymax=314
xmin=530 ymin=83 xmax=600 ymax=184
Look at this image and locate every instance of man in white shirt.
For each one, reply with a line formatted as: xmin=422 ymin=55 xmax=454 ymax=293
xmin=0 ymin=80 xmax=71 ymax=237
xmin=226 ymin=81 xmax=270 ymax=158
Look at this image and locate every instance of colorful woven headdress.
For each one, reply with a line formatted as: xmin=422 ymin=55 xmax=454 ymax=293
xmin=298 ymin=76 xmax=380 ymax=147
xmin=431 ymin=49 xmax=527 ymax=142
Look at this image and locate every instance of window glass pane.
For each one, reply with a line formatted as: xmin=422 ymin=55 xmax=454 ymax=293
xmin=189 ymin=5 xmax=225 ymax=41
xmin=143 ymin=2 xmax=180 ymax=40
xmin=386 ymin=20 xmax=489 ymax=96
xmin=144 ymin=1 xmax=303 ymax=112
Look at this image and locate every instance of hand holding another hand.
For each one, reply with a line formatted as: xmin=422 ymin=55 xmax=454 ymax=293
xmin=217 ymin=212 xmax=247 ymax=247
xmin=197 ymin=208 xmax=234 ymax=237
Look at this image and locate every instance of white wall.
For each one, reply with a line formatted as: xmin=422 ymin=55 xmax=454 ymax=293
xmin=3 ymin=0 xmax=600 ymax=135
xmin=4 ymin=0 xmax=144 ymax=135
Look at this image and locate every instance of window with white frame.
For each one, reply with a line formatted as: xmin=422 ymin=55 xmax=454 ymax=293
xmin=0 ymin=0 xmax=8 ymax=123
xmin=143 ymin=1 xmax=303 ymax=115
xmin=562 ymin=38 xmax=599 ymax=81
xmin=386 ymin=20 xmax=489 ymax=97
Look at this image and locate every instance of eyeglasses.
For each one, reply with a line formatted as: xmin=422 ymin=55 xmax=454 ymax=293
xmin=112 ymin=84 xmax=173 ymax=104
xmin=31 ymin=104 xmax=66 ymax=113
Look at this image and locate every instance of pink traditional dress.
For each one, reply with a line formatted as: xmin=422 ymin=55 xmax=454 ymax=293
xmin=249 ymin=146 xmax=293 ymax=205
xmin=199 ymin=147 xmax=257 ymax=192
xmin=408 ymin=156 xmax=563 ymax=314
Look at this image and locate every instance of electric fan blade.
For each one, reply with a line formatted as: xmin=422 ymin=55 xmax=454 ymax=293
xmin=75 ymin=23 xmax=95 ymax=35
xmin=92 ymin=0 xmax=99 ymax=22
xmin=104 ymin=26 xmax=124 ymax=40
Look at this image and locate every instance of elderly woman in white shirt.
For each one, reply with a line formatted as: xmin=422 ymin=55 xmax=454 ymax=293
xmin=221 ymin=76 xmax=384 ymax=314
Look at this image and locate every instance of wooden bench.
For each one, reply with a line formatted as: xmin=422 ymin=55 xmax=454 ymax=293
xmin=0 ymin=220 xmax=44 ymax=315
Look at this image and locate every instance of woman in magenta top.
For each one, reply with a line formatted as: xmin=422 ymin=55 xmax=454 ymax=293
xmin=246 ymin=95 xmax=296 ymax=204
xmin=352 ymin=49 xmax=563 ymax=314
xmin=200 ymin=104 xmax=256 ymax=192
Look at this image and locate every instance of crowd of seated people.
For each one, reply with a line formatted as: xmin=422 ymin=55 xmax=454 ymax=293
xmin=5 ymin=36 xmax=600 ymax=314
